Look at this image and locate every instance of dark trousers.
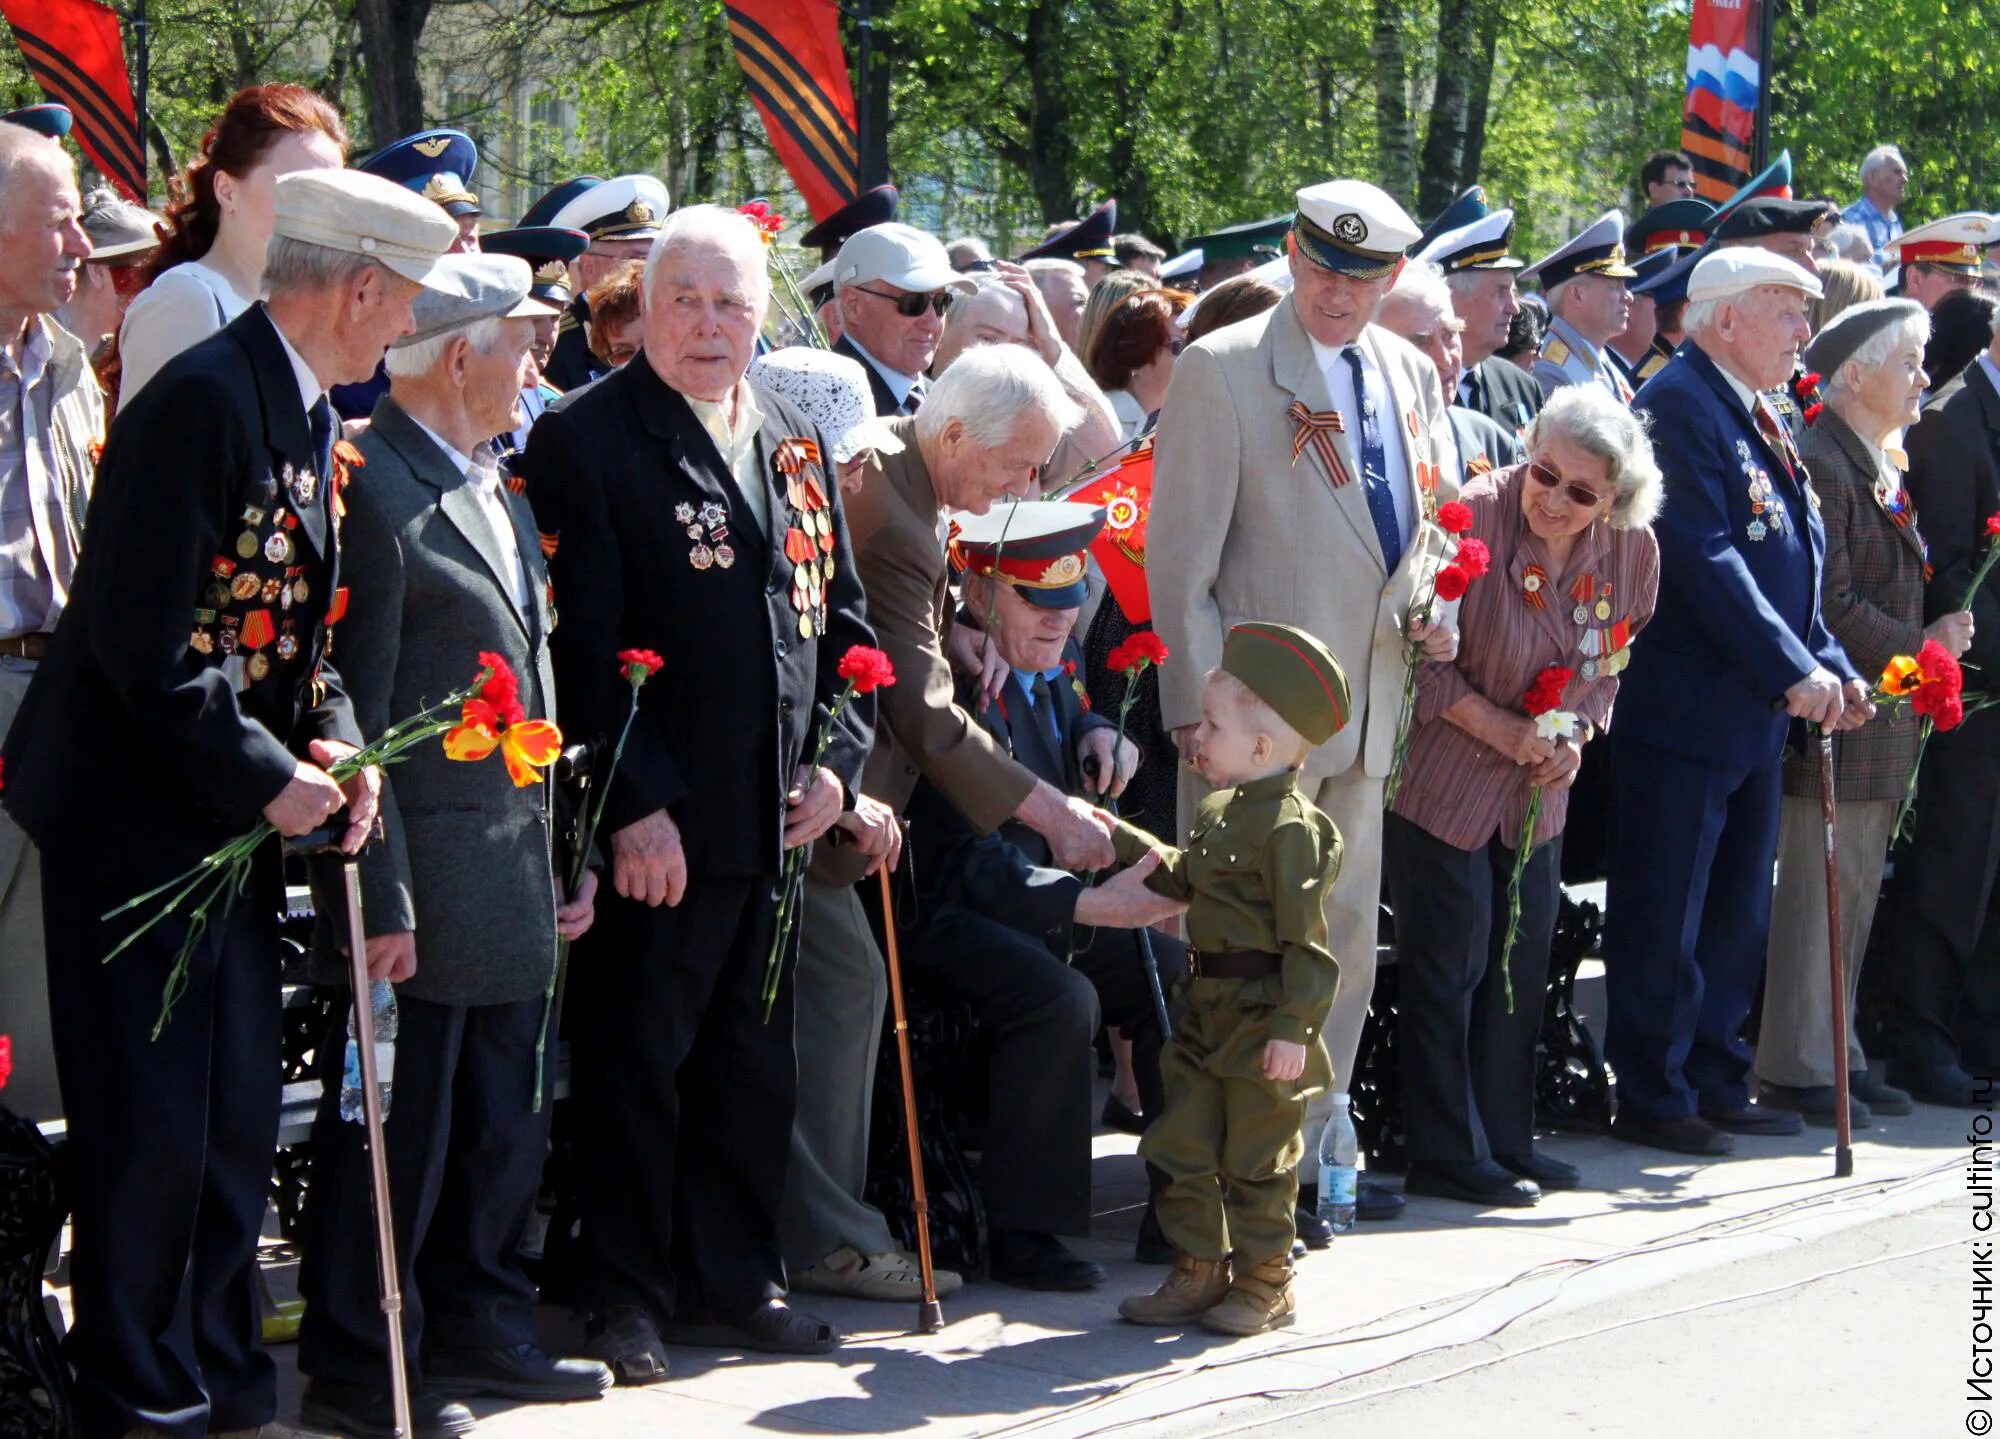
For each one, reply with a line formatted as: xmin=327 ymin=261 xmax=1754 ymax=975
xmin=1385 ymin=812 xmax=1561 ymax=1163
xmin=297 ymin=993 xmax=550 ymax=1392
xmin=41 ymin=861 xmax=282 ymax=1439
xmin=1874 ymin=736 xmax=2000 ymax=1071
xmin=568 ymin=872 xmax=794 ymax=1323
xmin=903 ymin=905 xmax=1183 ymax=1235
xmin=1604 ymin=735 xmax=1783 ymax=1120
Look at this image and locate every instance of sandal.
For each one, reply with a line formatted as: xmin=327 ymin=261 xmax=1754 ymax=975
xmin=792 ymin=1246 xmax=964 ymax=1302
xmin=668 ymin=1299 xmax=842 ymax=1355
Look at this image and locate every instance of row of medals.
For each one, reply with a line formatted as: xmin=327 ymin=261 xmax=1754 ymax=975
xmin=192 ymin=479 xmax=317 ymax=679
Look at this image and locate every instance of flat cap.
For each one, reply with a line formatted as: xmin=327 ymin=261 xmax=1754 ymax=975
xmin=79 ymin=188 xmax=164 ymax=263
xmin=393 ymin=254 xmax=556 ymax=347
xmin=832 ymin=223 xmax=976 ymax=296
xmin=272 ymin=170 xmax=460 ymax=290
xmin=1801 ymin=298 xmax=1926 ymax=379
xmin=1221 ymin=621 xmax=1350 ymax=746
xmin=1293 ymin=180 xmax=1421 ymax=279
xmin=1686 ymin=247 xmax=1823 ymax=303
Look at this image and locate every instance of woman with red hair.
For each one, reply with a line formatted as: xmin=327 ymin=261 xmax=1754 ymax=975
xmin=1086 ymin=287 xmax=1191 ymax=442
xmin=115 ymin=83 xmax=348 ymax=408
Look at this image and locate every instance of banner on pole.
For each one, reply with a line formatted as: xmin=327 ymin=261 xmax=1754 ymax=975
xmin=726 ymin=0 xmax=859 ymax=222
xmin=1680 ymin=0 xmax=1762 ymax=202
xmin=0 ymin=0 xmax=142 ymax=201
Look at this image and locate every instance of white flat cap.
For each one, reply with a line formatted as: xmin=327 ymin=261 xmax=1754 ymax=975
xmin=1292 ymin=180 xmax=1421 ymax=278
xmin=832 ymin=223 xmax=978 ymax=296
xmin=1687 ymin=247 xmax=1824 ymax=303
xmin=394 ymin=254 xmax=560 ymax=347
xmin=273 ymin=170 xmax=459 ymax=290
xmin=748 ymin=348 xmax=905 ymax=465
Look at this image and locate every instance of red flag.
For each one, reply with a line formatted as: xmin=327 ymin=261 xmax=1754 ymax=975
xmin=1062 ymin=439 xmax=1156 ymax=626
xmin=0 ymin=0 xmax=142 ymax=201
xmin=1680 ymin=0 xmax=1762 ymax=202
xmin=725 ymin=0 xmax=858 ymax=222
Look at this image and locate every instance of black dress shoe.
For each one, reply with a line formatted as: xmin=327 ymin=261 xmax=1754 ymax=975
xmin=1100 ymin=1094 xmax=1146 ymax=1134
xmin=1495 ymin=1150 xmax=1580 ymax=1190
xmin=1699 ymin=1102 xmax=1806 ymax=1136
xmin=1610 ymin=1111 xmax=1735 ymax=1156
xmin=1890 ymin=1061 xmax=1990 ymax=1109
xmin=1357 ymin=1180 xmax=1405 ymax=1220
xmin=1755 ymin=1080 xmax=1871 ymax=1130
xmin=299 ymin=1378 xmax=475 ymax=1439
xmin=1293 ymin=1200 xmax=1335 ymax=1249
xmin=1134 ymin=1205 xmax=1175 ymax=1264
xmin=583 ymin=1305 xmax=670 ymax=1386
xmin=427 ymin=1343 xmax=613 ymax=1402
xmin=1850 ymin=1069 xmax=1914 ymax=1115
xmin=989 ymin=1228 xmax=1105 ymax=1291
xmin=1404 ymin=1158 xmax=1540 ymax=1207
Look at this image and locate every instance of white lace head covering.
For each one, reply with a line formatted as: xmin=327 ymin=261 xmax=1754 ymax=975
xmin=747 ymin=347 xmax=907 ymax=464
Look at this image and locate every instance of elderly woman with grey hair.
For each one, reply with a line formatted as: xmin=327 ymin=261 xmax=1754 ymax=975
xmin=1386 ymin=385 xmax=1662 ymax=1208
xmin=1754 ymin=299 xmax=1974 ymax=1128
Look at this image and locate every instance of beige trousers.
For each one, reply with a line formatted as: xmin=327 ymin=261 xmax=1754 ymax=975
xmin=0 ymin=660 xmax=58 ymax=1122
xmin=1755 ymin=794 xmax=1894 ymax=1089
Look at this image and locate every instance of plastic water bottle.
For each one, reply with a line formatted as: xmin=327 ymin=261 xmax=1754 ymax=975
xmin=338 ymin=978 xmax=398 ymax=1124
xmin=1316 ymin=1092 xmax=1359 ymax=1235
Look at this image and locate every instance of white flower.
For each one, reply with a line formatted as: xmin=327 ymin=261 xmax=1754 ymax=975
xmin=1534 ymin=708 xmax=1579 ymax=741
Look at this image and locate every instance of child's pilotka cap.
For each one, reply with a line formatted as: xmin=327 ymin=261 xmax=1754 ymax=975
xmin=1221 ymin=622 xmax=1351 ymax=746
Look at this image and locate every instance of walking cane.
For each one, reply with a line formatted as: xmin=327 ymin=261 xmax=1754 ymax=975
xmin=1817 ymin=731 xmax=1856 ymax=1179
xmin=288 ymin=820 xmax=412 ymax=1437
xmin=877 ymin=861 xmax=945 ymax=1334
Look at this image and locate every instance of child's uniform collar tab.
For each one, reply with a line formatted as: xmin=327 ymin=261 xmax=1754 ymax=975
xmin=1232 ymin=770 xmax=1302 ymax=803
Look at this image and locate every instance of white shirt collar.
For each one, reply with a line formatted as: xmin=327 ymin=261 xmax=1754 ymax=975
xmin=1978 ymin=353 xmax=2000 ymax=398
xmin=4 ymin=315 xmax=53 ymax=384
xmin=267 ymin=312 xmax=325 ymax=415
xmin=1705 ymin=348 xmax=1763 ymax=415
xmin=405 ymin=412 xmax=481 ymax=483
xmin=686 ymin=380 xmax=766 ymax=466
xmin=844 ymin=333 xmax=921 ymax=406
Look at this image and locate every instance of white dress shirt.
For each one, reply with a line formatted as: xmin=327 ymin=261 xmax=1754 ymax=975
xmin=1308 ymin=332 xmax=1414 ymax=549
xmin=844 ymin=334 xmax=923 ymax=412
xmin=688 ymin=381 xmax=770 ymax=536
xmin=408 ymin=414 xmax=534 ymax=617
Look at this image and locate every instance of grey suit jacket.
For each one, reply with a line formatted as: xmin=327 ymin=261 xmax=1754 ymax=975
xmin=311 ymin=395 xmax=562 ymax=1007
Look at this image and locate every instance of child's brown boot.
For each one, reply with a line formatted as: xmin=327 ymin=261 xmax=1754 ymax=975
xmin=1198 ymin=1255 xmax=1296 ymax=1335
xmin=1117 ymin=1254 xmax=1232 ymax=1325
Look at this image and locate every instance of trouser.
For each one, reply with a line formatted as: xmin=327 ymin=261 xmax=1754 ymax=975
xmin=1384 ymin=812 xmax=1561 ymax=1163
xmin=568 ymin=872 xmax=795 ymax=1323
xmin=1183 ymin=765 xmax=1381 ymax=1185
xmin=42 ymin=857 xmax=282 ymax=1439
xmin=781 ymin=876 xmax=896 ymax=1270
xmin=0 ymin=659 xmax=57 ymax=1122
xmin=1873 ymin=737 xmax=2000 ymax=1071
xmin=1142 ymin=974 xmax=1330 ymax=1266
xmin=1756 ymin=794 xmax=1893 ymax=1088
xmin=298 ymin=993 xmax=550 ymax=1392
xmin=1603 ymin=735 xmax=1783 ymax=1121
xmin=902 ymin=904 xmax=1183 ymax=1235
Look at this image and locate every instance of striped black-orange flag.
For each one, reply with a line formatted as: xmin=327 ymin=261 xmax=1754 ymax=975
xmin=0 ymin=0 xmax=142 ymax=201
xmin=726 ymin=0 xmax=859 ymax=221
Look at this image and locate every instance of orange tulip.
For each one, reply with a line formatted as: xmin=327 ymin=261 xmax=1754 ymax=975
xmin=442 ymin=699 xmax=563 ymax=787
xmin=1879 ymin=655 xmax=1923 ymax=697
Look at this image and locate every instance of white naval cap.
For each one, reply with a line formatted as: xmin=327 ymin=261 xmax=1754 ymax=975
xmin=394 ymin=254 xmax=561 ymax=347
xmin=271 ymin=169 xmax=459 ymax=290
xmin=1414 ymin=207 xmax=1524 ymax=273
xmin=1521 ymin=210 xmax=1638 ymax=289
xmin=1686 ymin=247 xmax=1825 ymax=303
xmin=1884 ymin=212 xmax=2000 ymax=274
xmin=1292 ymin=180 xmax=1421 ymax=278
xmin=549 ymin=173 xmax=671 ymax=240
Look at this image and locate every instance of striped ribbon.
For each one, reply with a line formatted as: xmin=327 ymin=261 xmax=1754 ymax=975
xmin=1288 ymin=401 xmax=1351 ymax=488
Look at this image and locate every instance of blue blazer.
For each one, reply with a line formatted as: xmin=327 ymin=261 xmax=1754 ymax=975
xmin=1615 ymin=342 xmax=1853 ymax=769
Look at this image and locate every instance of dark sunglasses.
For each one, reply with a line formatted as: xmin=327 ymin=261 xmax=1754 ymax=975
xmin=854 ymin=285 xmax=953 ymax=317
xmin=1528 ymin=459 xmax=1611 ymax=509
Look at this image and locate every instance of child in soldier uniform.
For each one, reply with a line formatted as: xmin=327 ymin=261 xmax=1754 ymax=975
xmin=1111 ymin=620 xmax=1348 ymax=1335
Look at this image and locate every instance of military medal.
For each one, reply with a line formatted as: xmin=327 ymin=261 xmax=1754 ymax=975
xmin=290 ymin=467 xmax=318 ymax=506
xmin=190 ymin=629 xmax=214 ymax=655
xmin=690 ymin=542 xmax=714 ymax=570
xmin=276 ymin=624 xmax=299 ymax=661
xmin=265 ymin=530 xmax=293 ymax=564
xmin=261 ymin=576 xmax=283 ymax=604
xmin=675 ymin=502 xmax=696 ymax=525
xmin=236 ymin=531 xmax=259 ymax=559
xmin=1522 ymin=564 xmax=1548 ymax=610
xmin=230 ymin=572 xmax=260 ymax=601
xmin=293 ymin=577 xmax=310 ymax=605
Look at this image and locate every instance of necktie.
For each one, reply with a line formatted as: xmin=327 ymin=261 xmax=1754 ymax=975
xmin=1459 ymin=367 xmax=1482 ymax=412
xmin=1753 ymin=397 xmax=1796 ymax=479
xmin=309 ymin=397 xmax=336 ymax=492
xmin=1029 ymin=672 xmax=1063 ymax=750
xmin=903 ymin=384 xmax=925 ymax=416
xmin=1343 ymin=345 xmax=1404 ymax=573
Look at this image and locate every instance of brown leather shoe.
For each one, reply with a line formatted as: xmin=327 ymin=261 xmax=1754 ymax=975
xmin=1118 ymin=1254 xmax=1232 ymax=1325
xmin=1199 ymin=1256 xmax=1297 ymax=1335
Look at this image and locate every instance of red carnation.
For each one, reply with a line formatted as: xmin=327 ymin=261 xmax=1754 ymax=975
xmin=1453 ymin=537 xmax=1491 ymax=580
xmin=1109 ymin=632 xmax=1170 ymax=672
xmin=617 ymin=648 xmax=665 ymax=686
xmin=1437 ymin=500 xmax=1474 ymax=535
xmin=475 ymin=652 xmax=526 ymax=727
xmin=1987 ymin=513 xmax=2000 ymax=538
xmin=1803 ymin=403 xmax=1825 ymax=427
xmin=1797 ymin=371 xmax=1822 ymax=395
xmin=1062 ymin=659 xmax=1077 ymax=676
xmin=1433 ymin=564 xmax=1471 ymax=602
xmin=837 ymin=645 xmax=897 ymax=694
xmin=1523 ymin=664 xmax=1574 ymax=717
xmin=0 ymin=1034 xmax=10 ymax=1092
xmin=0 ymin=754 xmax=6 ymax=793
xmin=1909 ymin=639 xmax=1964 ymax=723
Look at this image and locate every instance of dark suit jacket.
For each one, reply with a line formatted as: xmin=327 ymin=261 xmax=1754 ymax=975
xmin=1460 ymin=356 xmax=1543 ymax=436
xmin=2 ymin=304 xmax=359 ymax=890
xmin=1907 ymin=361 xmax=2000 ymax=754
xmin=1619 ymin=341 xmax=1853 ymax=770
xmin=833 ymin=333 xmax=902 ymax=418
xmin=521 ymin=351 xmax=874 ymax=877
xmin=542 ymin=293 xmax=606 ymax=394
xmin=1448 ymin=404 xmax=1524 ymax=482
xmin=308 ymin=396 xmax=563 ymax=1006
xmin=906 ymin=635 xmax=1112 ymax=949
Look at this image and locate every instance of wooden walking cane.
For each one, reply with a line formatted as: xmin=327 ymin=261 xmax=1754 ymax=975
xmin=878 ymin=861 xmax=945 ymax=1334
xmin=1818 ymin=731 xmax=1855 ymax=1179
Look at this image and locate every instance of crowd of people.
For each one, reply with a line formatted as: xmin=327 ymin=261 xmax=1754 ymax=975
xmin=0 ymin=78 xmax=1997 ymax=1439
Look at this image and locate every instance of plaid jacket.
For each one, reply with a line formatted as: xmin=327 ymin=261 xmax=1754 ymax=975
xmin=1783 ymin=407 xmax=1928 ymax=801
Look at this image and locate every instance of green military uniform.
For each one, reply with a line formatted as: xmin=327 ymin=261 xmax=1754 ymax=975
xmin=1111 ymin=776 xmax=1341 ymax=1264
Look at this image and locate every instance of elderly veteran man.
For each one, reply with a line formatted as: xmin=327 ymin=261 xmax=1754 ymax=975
xmin=1376 ymin=258 xmax=1524 ymax=486
xmin=1151 ymin=178 xmax=1462 ymax=1231
xmin=1416 ymin=204 xmax=1542 ymax=436
xmin=1603 ymin=249 xmax=1869 ymax=1158
xmin=2 ymin=168 xmax=456 ymax=1439
xmin=1524 ymin=212 xmax=1639 ymax=404
xmin=293 ymin=255 xmax=613 ymax=1439
xmin=0 ymin=124 xmax=101 ymax=1129
xmin=521 ymin=205 xmax=875 ymax=1380
xmin=900 ymin=501 xmax=1190 ymax=1290
xmin=829 ymin=222 xmax=977 ymax=416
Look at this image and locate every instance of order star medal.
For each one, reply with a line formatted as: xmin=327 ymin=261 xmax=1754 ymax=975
xmin=289 ymin=464 xmax=318 ymax=507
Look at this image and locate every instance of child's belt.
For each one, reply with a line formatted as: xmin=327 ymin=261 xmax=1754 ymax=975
xmin=1187 ymin=949 xmax=1283 ymax=980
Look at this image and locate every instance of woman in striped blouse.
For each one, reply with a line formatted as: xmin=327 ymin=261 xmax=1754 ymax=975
xmin=1386 ymin=386 xmax=1663 ymax=1208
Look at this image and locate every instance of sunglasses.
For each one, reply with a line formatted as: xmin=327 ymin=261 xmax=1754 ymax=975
xmin=854 ymin=285 xmax=953 ymax=317
xmin=1673 ymin=179 xmax=1698 ymax=192
xmin=1528 ymin=459 xmax=1611 ymax=509
xmin=1168 ymin=337 xmax=1186 ymax=355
